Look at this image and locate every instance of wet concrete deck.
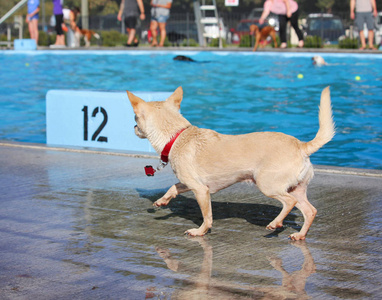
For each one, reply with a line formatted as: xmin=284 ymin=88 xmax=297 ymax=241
xmin=1 ymin=142 xmax=381 ymax=299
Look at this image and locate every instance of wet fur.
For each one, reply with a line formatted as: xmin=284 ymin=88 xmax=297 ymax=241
xmin=173 ymin=55 xmax=196 ymax=62
xmin=312 ymin=56 xmax=328 ymax=66
xmin=127 ymin=87 xmax=335 ymax=240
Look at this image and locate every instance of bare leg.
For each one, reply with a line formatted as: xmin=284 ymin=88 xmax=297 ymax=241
xmin=57 ymin=34 xmax=65 ymax=45
xmin=28 ymin=22 xmax=32 ymax=38
xmin=185 ymin=185 xmax=213 ymax=236
xmin=158 ymin=22 xmax=167 ymax=47
xmin=368 ymin=30 xmax=376 ymax=49
xmin=32 ymin=19 xmax=39 ymax=44
xmin=127 ymin=28 xmax=136 ymax=45
xmin=154 ymin=183 xmax=190 ymax=207
xmin=150 ymin=21 xmax=158 ymax=46
xmin=359 ymin=30 xmax=366 ymax=49
xmin=28 ymin=21 xmax=35 ymax=42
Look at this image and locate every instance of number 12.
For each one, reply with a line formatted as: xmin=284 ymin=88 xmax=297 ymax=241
xmin=82 ymin=106 xmax=108 ymax=142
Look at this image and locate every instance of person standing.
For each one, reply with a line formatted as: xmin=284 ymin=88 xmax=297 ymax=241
xmin=63 ymin=7 xmax=81 ymax=47
xmin=52 ymin=0 xmax=65 ymax=47
xmin=26 ymin=0 xmax=40 ymax=45
xmin=350 ymin=0 xmax=378 ymax=50
xmin=150 ymin=0 xmax=172 ymax=47
xmin=118 ymin=0 xmax=146 ymax=47
xmin=259 ymin=0 xmax=304 ymax=48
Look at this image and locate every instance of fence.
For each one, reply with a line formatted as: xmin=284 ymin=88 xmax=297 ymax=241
xmin=1 ymin=9 xmax=377 ymax=48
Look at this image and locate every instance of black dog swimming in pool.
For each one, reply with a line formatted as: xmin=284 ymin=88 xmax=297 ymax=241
xmin=173 ymin=55 xmax=211 ymax=63
xmin=173 ymin=55 xmax=196 ymax=62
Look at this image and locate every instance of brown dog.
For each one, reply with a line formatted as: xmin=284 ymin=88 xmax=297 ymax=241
xmin=74 ymin=29 xmax=100 ymax=47
xmin=128 ymin=87 xmax=335 ymax=240
xmin=250 ymin=24 xmax=278 ymax=51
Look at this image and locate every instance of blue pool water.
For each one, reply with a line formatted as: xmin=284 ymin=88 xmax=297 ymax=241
xmin=0 ymin=50 xmax=381 ymax=169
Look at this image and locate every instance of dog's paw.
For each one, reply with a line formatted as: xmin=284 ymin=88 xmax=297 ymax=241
xmin=289 ymin=232 xmax=306 ymax=241
xmin=184 ymin=228 xmax=206 ymax=237
xmin=153 ymin=199 xmax=169 ymax=207
xmin=266 ymin=221 xmax=283 ymax=231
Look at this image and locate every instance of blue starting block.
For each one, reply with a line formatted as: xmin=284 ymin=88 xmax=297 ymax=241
xmin=14 ymin=39 xmax=37 ymax=51
xmin=46 ymin=90 xmax=172 ymax=152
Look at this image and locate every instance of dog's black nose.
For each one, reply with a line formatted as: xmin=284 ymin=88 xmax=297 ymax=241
xmin=134 ymin=125 xmax=137 ymax=129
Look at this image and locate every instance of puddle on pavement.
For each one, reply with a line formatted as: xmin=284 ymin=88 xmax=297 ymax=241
xmin=16 ymin=185 xmax=376 ymax=299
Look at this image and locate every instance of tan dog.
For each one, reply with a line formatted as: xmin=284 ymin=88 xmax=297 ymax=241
xmin=250 ymin=24 xmax=278 ymax=51
xmin=127 ymin=87 xmax=335 ymax=240
xmin=312 ymin=56 xmax=328 ymax=66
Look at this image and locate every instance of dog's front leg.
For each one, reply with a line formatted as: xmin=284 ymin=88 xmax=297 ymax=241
xmin=253 ymin=34 xmax=260 ymax=51
xmin=185 ymin=186 xmax=213 ymax=236
xmin=154 ymin=182 xmax=190 ymax=207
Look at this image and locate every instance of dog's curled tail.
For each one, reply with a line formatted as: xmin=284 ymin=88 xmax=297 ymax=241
xmin=303 ymin=86 xmax=335 ymax=156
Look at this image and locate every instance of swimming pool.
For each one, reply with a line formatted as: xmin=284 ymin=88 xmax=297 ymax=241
xmin=0 ymin=50 xmax=381 ymax=170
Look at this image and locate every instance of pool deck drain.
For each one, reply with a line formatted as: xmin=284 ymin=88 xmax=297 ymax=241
xmin=0 ymin=142 xmax=381 ymax=299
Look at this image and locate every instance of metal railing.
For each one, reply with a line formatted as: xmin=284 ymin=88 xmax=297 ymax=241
xmin=0 ymin=0 xmax=27 ymax=48
xmin=1 ymin=9 xmax=377 ymax=48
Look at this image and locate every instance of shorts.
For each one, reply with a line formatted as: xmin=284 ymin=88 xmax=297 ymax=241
xmin=29 ymin=13 xmax=39 ymax=21
xmin=355 ymin=12 xmax=375 ymax=31
xmin=151 ymin=14 xmax=169 ymax=24
xmin=55 ymin=14 xmax=64 ymax=35
xmin=124 ymin=16 xmax=137 ymax=29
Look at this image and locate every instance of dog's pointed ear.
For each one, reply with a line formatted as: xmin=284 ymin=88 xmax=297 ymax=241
xmin=166 ymin=86 xmax=183 ymax=110
xmin=127 ymin=91 xmax=145 ymax=115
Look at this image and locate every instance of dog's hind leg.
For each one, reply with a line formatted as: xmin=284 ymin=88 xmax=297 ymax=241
xmin=84 ymin=36 xmax=90 ymax=47
xmin=270 ymin=30 xmax=278 ymax=48
xmin=288 ymin=184 xmax=317 ymax=241
xmin=185 ymin=185 xmax=213 ymax=236
xmin=154 ymin=183 xmax=190 ymax=207
xmin=265 ymin=193 xmax=297 ymax=231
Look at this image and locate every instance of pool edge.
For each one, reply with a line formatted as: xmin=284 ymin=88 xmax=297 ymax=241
xmin=2 ymin=140 xmax=381 ymax=178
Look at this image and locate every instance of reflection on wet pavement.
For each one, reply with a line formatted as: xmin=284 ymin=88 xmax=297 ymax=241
xmin=155 ymin=237 xmax=315 ymax=299
xmin=0 ymin=146 xmax=381 ymax=298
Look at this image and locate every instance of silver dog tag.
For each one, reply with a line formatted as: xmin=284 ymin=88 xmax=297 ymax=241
xmin=157 ymin=160 xmax=168 ymax=170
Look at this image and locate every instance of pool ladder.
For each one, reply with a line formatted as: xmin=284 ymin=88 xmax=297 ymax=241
xmin=193 ymin=0 xmax=223 ymax=48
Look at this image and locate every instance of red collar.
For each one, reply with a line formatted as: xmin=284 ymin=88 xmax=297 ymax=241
xmin=161 ymin=128 xmax=188 ymax=163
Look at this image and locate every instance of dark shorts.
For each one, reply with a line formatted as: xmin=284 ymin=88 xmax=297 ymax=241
xmin=124 ymin=16 xmax=137 ymax=29
xmin=55 ymin=14 xmax=64 ymax=35
xmin=355 ymin=12 xmax=375 ymax=31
